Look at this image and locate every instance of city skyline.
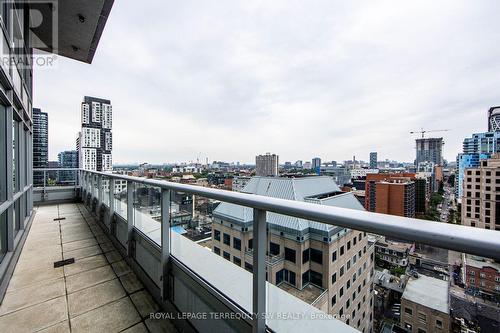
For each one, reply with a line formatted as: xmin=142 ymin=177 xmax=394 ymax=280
xmin=34 ymin=1 xmax=500 ymax=164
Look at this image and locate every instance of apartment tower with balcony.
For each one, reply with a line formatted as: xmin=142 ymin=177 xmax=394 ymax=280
xmin=78 ymin=96 xmax=113 ymax=171
xmin=456 ymin=131 xmax=500 ymax=200
xmin=211 ymin=176 xmax=375 ymax=332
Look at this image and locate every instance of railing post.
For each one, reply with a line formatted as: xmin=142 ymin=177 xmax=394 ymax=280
xmin=252 ymin=209 xmax=267 ymax=333
xmin=160 ymin=189 xmax=171 ymax=301
xmin=84 ymin=172 xmax=88 ymax=204
xmin=108 ymin=177 xmax=115 ymax=227
xmin=90 ymin=174 xmax=95 ymax=205
xmin=81 ymin=171 xmax=85 ymax=201
xmin=97 ymin=175 xmax=103 ymax=212
xmin=87 ymin=173 xmax=91 ymax=201
xmin=126 ymin=181 xmax=134 ymax=257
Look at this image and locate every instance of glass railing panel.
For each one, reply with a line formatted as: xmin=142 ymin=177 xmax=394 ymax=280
xmin=169 ymin=190 xmax=255 ymax=329
xmin=33 ymin=169 xmax=78 ymax=187
xmin=169 ymin=190 xmax=208 ymax=254
xmin=114 ymin=179 xmax=127 ymax=219
xmin=57 ymin=169 xmax=78 ymax=186
xmin=102 ymin=178 xmax=109 ymax=206
xmin=133 ymin=183 xmax=161 ymax=240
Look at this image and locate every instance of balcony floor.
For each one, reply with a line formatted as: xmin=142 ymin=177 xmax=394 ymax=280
xmin=0 ymin=203 xmax=176 ymax=333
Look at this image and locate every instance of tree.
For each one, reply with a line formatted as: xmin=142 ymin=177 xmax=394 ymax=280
xmin=438 ymin=181 xmax=444 ymax=195
xmin=391 ymin=266 xmax=406 ymax=276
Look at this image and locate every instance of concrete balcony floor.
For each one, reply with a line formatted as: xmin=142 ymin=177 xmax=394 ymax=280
xmin=0 ymin=203 xmax=176 ymax=333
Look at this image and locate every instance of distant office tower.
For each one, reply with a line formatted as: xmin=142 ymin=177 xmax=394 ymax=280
xmin=294 ymin=160 xmax=303 ymax=168
xmin=312 ymin=157 xmax=321 ymax=169
xmin=78 ymin=96 xmax=112 ymax=171
xmin=462 ymin=154 xmax=500 ymax=231
xmin=255 ymin=153 xmax=278 ymax=176
xmin=312 ymin=157 xmax=321 ymax=174
xmin=487 ymin=106 xmax=500 ymax=132
xmin=369 ymin=152 xmax=377 ymax=169
xmin=33 ymin=108 xmax=48 ymax=186
xmin=57 ymin=150 xmax=78 ymax=184
xmin=365 ymin=173 xmax=416 ymax=218
xmin=415 ymin=138 xmax=443 ymax=166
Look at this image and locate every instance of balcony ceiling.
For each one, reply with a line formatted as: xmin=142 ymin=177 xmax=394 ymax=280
xmin=31 ymin=0 xmax=114 ymax=63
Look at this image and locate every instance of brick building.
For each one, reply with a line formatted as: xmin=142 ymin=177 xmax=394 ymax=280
xmin=465 ymin=255 xmax=500 ymax=296
xmin=401 ymin=275 xmax=450 ymax=333
xmin=365 ymin=174 xmax=416 ymax=218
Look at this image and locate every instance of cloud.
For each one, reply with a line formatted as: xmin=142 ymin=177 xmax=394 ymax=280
xmin=34 ymin=0 xmax=500 ymax=164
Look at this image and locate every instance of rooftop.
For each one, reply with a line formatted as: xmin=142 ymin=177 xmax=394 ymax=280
xmin=214 ymin=176 xmax=364 ymax=237
xmin=278 ymin=282 xmax=326 ymax=305
xmin=374 ymin=269 xmax=407 ymax=293
xmin=375 ymin=237 xmax=414 ymax=253
xmin=465 ymin=255 xmax=500 ymax=271
xmin=402 ymin=275 xmax=449 ymax=314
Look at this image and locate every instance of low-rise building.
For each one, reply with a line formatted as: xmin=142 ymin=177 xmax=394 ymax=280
xmin=401 ymin=275 xmax=450 ymax=333
xmin=232 ymin=176 xmax=251 ymax=192
xmin=374 ymin=269 xmax=407 ymax=327
xmin=464 ymin=255 xmax=500 ymax=297
xmin=375 ymin=238 xmax=413 ymax=269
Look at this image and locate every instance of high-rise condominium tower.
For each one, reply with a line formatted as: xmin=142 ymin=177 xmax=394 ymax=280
xmin=78 ymin=96 xmax=113 ymax=171
xmin=255 ymin=153 xmax=279 ymax=176
xmin=415 ymin=138 xmax=443 ymax=166
xmin=33 ymin=108 xmax=48 ymax=186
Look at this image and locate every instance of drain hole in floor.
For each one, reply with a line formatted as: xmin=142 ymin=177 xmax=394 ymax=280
xmin=54 ymin=258 xmax=75 ymax=268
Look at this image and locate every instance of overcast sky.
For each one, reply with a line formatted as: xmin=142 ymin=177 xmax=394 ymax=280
xmin=34 ymin=0 xmax=500 ymax=165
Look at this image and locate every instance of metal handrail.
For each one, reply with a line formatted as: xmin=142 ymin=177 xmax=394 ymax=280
xmin=79 ymin=169 xmax=500 ymax=260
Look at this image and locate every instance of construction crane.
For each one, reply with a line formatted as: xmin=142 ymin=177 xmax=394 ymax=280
xmin=410 ymin=128 xmax=450 ymax=139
